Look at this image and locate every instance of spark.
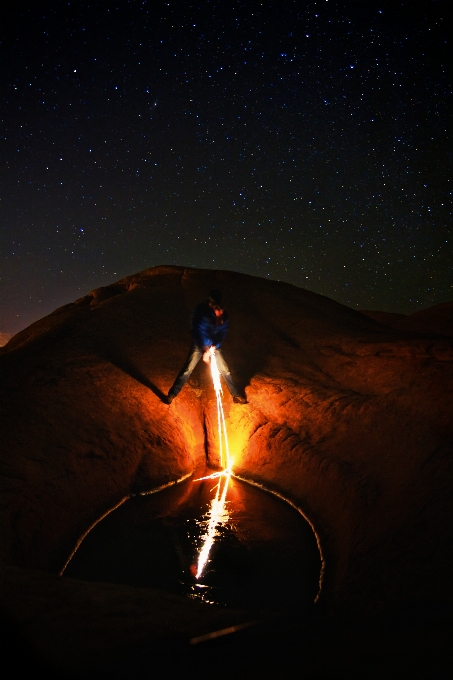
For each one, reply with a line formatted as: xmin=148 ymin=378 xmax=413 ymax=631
xmin=195 ymin=470 xmax=231 ymax=579
xmin=193 ymin=348 xmax=233 ymax=579
xmin=209 ymin=346 xmax=232 ymax=470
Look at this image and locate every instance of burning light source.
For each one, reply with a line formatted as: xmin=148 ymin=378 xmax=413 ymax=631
xmin=193 ymin=348 xmax=233 ymax=579
xmin=209 ymin=346 xmax=232 ymax=471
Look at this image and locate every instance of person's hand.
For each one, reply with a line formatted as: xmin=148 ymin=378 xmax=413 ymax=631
xmin=203 ymin=346 xmax=215 ymax=363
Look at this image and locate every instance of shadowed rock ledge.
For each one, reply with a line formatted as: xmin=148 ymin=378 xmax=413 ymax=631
xmin=1 ymin=266 xmax=452 ymax=678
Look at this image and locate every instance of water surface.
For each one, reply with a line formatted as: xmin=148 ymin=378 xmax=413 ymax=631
xmin=64 ymin=470 xmax=321 ymax=613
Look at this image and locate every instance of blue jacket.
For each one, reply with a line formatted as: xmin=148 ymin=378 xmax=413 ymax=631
xmin=190 ymin=303 xmax=229 ymax=350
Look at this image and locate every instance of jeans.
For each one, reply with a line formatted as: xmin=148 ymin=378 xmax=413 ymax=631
xmin=169 ymin=344 xmax=240 ymax=398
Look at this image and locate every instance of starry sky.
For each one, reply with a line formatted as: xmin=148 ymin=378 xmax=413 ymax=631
xmin=2 ymin=1 xmax=451 ymax=334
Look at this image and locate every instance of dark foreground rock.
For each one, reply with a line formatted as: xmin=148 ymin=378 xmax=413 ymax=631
xmin=1 ymin=265 xmax=452 ymax=678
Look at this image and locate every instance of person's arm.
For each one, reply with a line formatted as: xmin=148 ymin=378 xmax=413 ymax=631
xmin=191 ymin=306 xmax=215 ymax=349
xmin=213 ymin=316 xmax=229 ymax=349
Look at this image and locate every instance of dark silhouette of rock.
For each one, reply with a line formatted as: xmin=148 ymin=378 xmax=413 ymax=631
xmin=359 ymin=309 xmax=408 ymax=326
xmin=1 ymin=265 xmax=452 ymax=678
xmin=361 ymin=301 xmax=453 ymax=337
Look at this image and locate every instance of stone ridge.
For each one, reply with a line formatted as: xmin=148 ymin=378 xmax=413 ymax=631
xmin=360 ymin=301 xmax=453 ymax=337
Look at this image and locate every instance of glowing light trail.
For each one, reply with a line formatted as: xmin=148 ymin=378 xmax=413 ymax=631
xmin=195 ymin=470 xmax=231 ymax=579
xmin=193 ymin=348 xmax=233 ymax=579
xmin=209 ymin=347 xmax=231 ymax=470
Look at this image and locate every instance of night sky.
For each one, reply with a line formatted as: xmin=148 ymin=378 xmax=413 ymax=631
xmin=2 ymin=1 xmax=451 ymax=335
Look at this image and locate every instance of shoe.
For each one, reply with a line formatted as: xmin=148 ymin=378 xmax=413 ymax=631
xmin=166 ymin=393 xmax=175 ymax=405
xmin=233 ymin=395 xmax=247 ymax=404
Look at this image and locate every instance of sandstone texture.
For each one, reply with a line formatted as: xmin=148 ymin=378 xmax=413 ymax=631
xmin=1 ymin=265 xmax=452 ymax=677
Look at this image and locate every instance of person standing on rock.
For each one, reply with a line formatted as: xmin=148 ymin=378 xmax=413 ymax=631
xmin=166 ymin=289 xmax=247 ymax=404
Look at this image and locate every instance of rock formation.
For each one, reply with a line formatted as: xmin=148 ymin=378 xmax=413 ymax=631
xmin=1 ymin=265 xmax=452 ymax=678
xmin=360 ymin=301 xmax=453 ymax=337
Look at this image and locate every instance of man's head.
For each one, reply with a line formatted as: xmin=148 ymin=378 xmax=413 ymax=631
xmin=208 ymin=289 xmax=222 ymax=306
xmin=207 ymin=289 xmax=223 ymax=316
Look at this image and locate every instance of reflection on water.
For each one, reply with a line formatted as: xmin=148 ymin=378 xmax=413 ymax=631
xmin=194 ymin=471 xmax=231 ymax=580
xmin=63 ymin=470 xmax=321 ymax=612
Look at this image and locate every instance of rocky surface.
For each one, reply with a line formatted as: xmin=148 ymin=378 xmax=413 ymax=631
xmin=1 ymin=265 xmax=452 ymax=677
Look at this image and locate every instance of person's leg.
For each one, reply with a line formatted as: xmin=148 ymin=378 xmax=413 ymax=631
xmin=214 ymin=349 xmax=241 ymax=398
xmin=168 ymin=344 xmax=202 ymax=399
